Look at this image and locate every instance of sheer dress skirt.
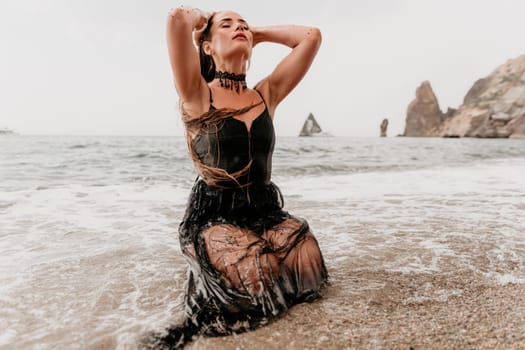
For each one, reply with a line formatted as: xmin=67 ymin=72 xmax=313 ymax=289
xmin=178 ymin=179 xmax=328 ymax=335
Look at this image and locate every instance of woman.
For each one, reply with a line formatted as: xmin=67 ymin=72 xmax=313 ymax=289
xmin=157 ymin=6 xmax=328 ymax=348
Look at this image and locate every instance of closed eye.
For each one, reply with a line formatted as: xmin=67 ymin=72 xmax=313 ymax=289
xmin=217 ymin=17 xmax=249 ymax=30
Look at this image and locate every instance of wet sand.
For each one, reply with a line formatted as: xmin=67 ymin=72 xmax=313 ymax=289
xmin=185 ymin=268 xmax=525 ymax=349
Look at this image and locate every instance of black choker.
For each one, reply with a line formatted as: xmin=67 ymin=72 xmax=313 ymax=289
xmin=214 ymin=71 xmax=247 ymax=93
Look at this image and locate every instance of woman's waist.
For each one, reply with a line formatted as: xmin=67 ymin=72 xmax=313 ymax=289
xmin=192 ymin=178 xmax=283 ymax=212
xmin=197 ymin=159 xmax=272 ymax=186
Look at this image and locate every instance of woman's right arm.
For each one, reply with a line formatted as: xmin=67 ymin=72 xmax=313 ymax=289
xmin=166 ymin=7 xmax=207 ymax=106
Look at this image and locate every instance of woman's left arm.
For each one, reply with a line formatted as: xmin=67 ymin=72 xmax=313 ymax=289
xmin=251 ymin=25 xmax=322 ymax=115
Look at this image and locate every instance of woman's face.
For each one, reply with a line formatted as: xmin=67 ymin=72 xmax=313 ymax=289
xmin=205 ymin=11 xmax=253 ymax=60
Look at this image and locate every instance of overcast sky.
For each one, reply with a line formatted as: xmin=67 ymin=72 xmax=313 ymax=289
xmin=2 ymin=0 xmax=525 ymax=136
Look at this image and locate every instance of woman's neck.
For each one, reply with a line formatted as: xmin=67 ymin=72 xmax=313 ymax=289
xmin=214 ymin=55 xmax=248 ymax=75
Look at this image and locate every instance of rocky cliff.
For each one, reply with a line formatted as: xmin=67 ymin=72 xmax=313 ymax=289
xmin=403 ymin=54 xmax=525 ymax=138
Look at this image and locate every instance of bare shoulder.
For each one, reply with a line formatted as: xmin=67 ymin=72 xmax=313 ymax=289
xmin=254 ymin=78 xmax=275 ymax=117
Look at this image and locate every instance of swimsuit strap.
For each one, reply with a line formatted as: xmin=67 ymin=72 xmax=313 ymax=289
xmin=208 ymin=87 xmax=214 ymax=104
xmin=253 ymin=88 xmax=267 ymax=108
xmin=208 ymin=86 xmax=266 ymax=110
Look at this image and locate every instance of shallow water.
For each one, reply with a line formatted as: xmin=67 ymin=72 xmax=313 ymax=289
xmin=1 ymin=136 xmax=524 ymax=349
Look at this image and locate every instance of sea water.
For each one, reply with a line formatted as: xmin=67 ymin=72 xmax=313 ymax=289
xmin=1 ymin=135 xmax=524 ymax=349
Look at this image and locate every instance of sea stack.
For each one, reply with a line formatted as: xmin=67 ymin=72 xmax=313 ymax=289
xmin=380 ymin=118 xmax=388 ymax=137
xmin=403 ymin=81 xmax=453 ymax=137
xmin=299 ymin=113 xmax=323 ymax=136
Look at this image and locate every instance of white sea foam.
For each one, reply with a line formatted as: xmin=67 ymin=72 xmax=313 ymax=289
xmin=277 ymin=159 xmax=525 ymax=277
xmin=486 ymin=272 xmax=525 ymax=285
xmin=1 ymin=136 xmax=525 ymax=348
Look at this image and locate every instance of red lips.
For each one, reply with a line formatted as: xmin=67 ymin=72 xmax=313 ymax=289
xmin=233 ymin=33 xmax=247 ymax=40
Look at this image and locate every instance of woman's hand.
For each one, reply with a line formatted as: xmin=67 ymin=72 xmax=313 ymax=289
xmin=192 ymin=10 xmax=213 ymax=47
xmin=192 ymin=8 xmax=209 ymax=32
xmin=168 ymin=7 xmax=208 ymax=33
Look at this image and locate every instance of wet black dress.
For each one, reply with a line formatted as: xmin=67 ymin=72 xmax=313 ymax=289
xmin=155 ymin=94 xmax=328 ymax=349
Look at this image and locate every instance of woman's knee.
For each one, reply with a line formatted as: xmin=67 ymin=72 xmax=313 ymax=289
xmin=202 ymin=224 xmax=238 ymax=243
xmin=284 ymin=232 xmax=322 ymax=269
xmin=203 ymin=224 xmax=263 ymax=268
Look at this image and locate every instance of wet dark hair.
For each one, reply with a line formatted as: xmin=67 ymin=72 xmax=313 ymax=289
xmin=198 ymin=14 xmax=216 ymax=82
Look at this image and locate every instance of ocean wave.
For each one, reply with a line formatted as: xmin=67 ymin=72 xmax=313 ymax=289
xmin=0 ymin=201 xmax=16 ymax=211
xmin=3 ymin=135 xmax=525 ymax=191
xmin=68 ymin=142 xmax=101 ymax=149
xmin=128 ymin=152 xmax=187 ymax=162
xmin=130 ymin=152 xmax=149 ymax=158
xmin=279 ymin=164 xmax=398 ymax=176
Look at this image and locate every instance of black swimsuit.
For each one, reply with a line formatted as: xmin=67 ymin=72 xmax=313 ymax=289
xmin=161 ymin=89 xmax=328 ymax=348
xmin=192 ymin=99 xmax=274 ymax=186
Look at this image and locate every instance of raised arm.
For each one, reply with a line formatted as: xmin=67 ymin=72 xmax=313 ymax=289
xmin=166 ymin=7 xmax=208 ymax=108
xmin=252 ymin=25 xmax=322 ymax=115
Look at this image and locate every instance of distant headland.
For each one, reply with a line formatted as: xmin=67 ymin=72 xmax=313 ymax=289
xmin=403 ymin=54 xmax=525 ymax=138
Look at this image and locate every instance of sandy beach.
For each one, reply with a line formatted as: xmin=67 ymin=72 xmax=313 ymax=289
xmin=2 ymin=136 xmax=524 ymax=350
xmin=185 ymin=268 xmax=525 ymax=350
